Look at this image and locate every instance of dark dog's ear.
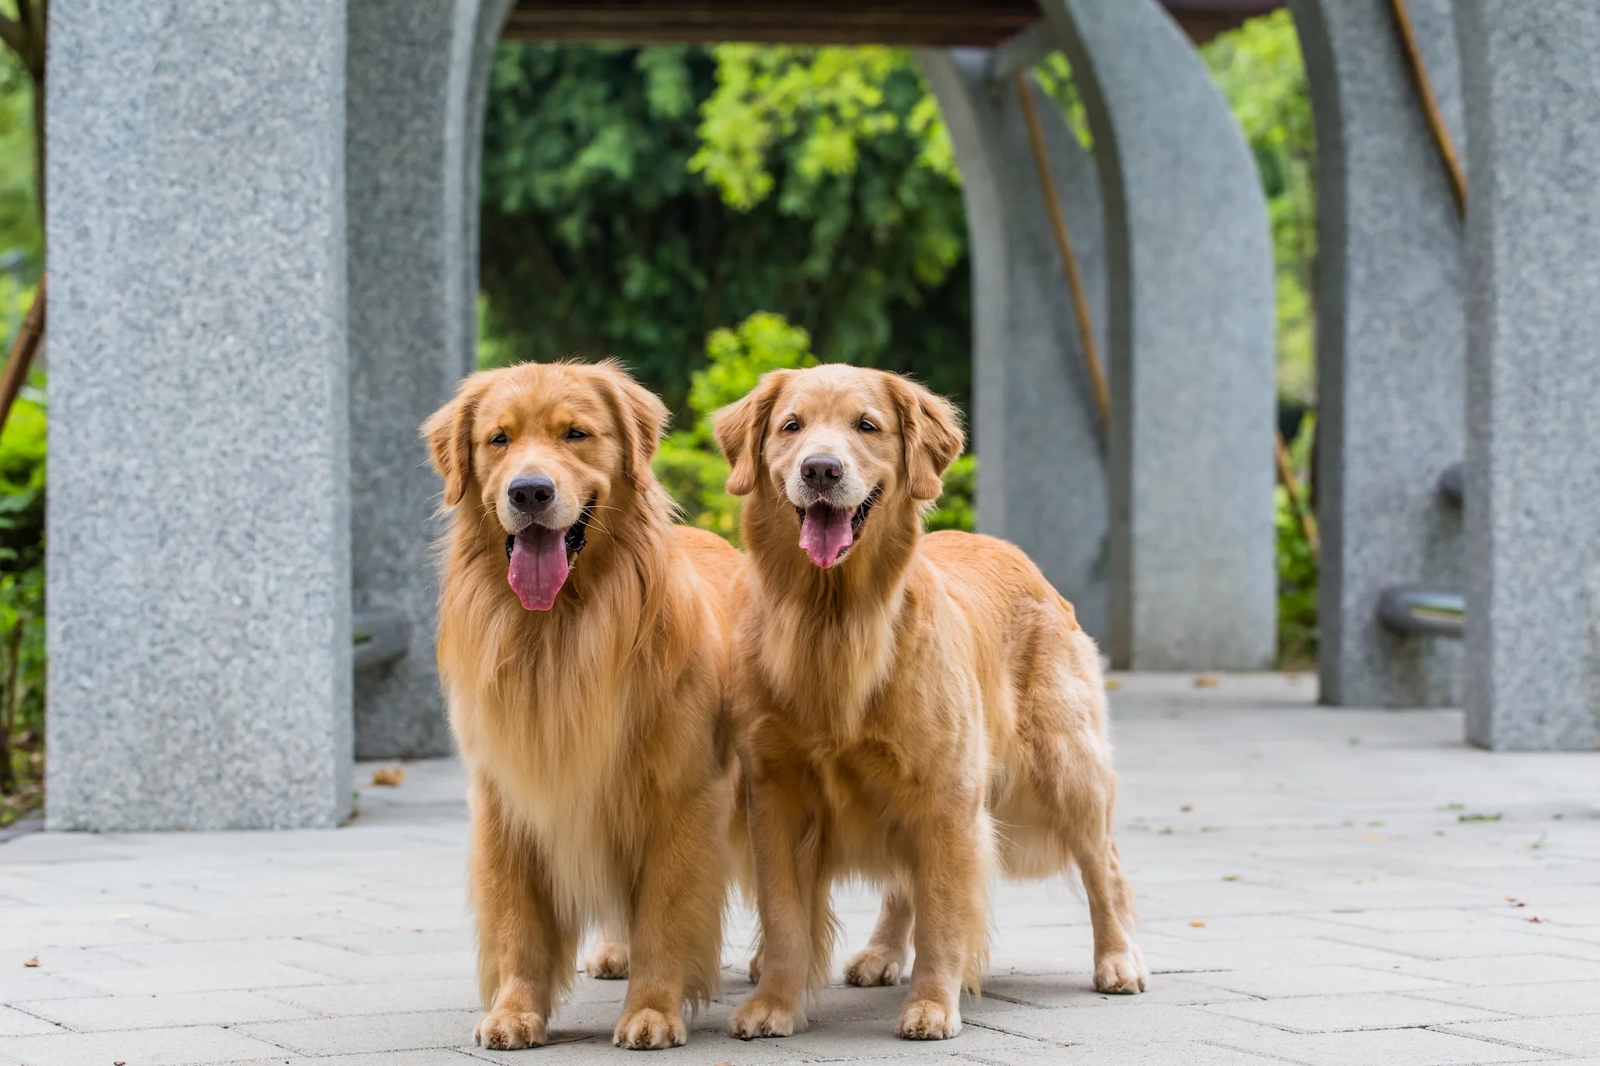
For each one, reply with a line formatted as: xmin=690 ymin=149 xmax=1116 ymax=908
xmin=600 ymin=361 xmax=670 ymax=490
xmin=890 ymin=375 xmax=965 ymax=502
xmin=422 ymin=374 xmax=491 ymax=507
xmin=713 ymin=371 xmax=788 ymax=497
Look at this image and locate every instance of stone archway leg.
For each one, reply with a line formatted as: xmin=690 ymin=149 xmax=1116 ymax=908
xmin=1290 ymin=0 xmax=1466 ymax=709
xmin=1039 ymin=0 xmax=1278 ymax=670
xmin=1456 ymin=2 xmax=1600 ymax=750
xmin=918 ymin=49 xmax=1110 ymax=640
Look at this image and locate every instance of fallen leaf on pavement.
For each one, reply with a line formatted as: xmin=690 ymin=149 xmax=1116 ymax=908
xmin=22 ymin=956 xmax=37 ymax=967
xmin=371 ymin=766 xmax=405 ymax=787
xmin=1192 ymin=675 xmax=1219 ymax=688
xmin=1189 ymin=920 xmax=1205 ymax=927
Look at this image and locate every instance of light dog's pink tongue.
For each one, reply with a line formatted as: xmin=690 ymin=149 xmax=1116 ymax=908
xmin=799 ymin=503 xmax=853 ymax=568
xmin=508 ymin=526 xmax=569 ymax=610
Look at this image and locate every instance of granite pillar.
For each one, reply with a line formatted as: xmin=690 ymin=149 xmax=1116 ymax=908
xmin=1457 ymin=1 xmax=1600 ymax=750
xmin=346 ymin=0 xmax=508 ymax=758
xmin=918 ymin=49 xmax=1110 ymax=641
xmin=1290 ymin=0 xmax=1466 ymax=708
xmin=46 ymin=2 xmax=353 ymax=829
xmin=1040 ymin=0 xmax=1278 ymax=670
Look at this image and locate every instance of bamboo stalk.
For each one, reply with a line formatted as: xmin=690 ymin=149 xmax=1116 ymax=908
xmin=1390 ymin=0 xmax=1467 ymax=217
xmin=1274 ymin=429 xmax=1320 ymax=557
xmin=1014 ymin=73 xmax=1111 ymax=429
xmin=0 ymin=274 xmax=45 ymax=441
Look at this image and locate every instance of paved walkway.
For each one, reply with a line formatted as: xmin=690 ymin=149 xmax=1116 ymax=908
xmin=1 ymin=674 xmax=1598 ymax=1066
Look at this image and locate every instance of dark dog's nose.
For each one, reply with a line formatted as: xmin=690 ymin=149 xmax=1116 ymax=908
xmin=801 ymin=454 xmax=844 ymax=486
xmin=507 ymin=474 xmax=556 ymax=515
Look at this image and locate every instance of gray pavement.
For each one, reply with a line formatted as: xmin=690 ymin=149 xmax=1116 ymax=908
xmin=2 ymin=673 xmax=1597 ymax=1065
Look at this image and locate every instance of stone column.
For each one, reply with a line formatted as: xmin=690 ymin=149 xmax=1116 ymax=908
xmin=917 ymin=49 xmax=1110 ymax=641
xmin=1457 ymin=1 xmax=1600 ymax=750
xmin=346 ymin=0 xmax=509 ymax=758
xmin=1290 ymin=0 xmax=1466 ymax=708
xmin=46 ymin=2 xmax=352 ymax=829
xmin=1040 ymin=0 xmax=1278 ymax=670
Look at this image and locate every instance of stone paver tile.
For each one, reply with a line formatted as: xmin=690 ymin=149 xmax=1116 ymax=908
xmin=275 ymin=949 xmax=471 ymax=984
xmin=0 ymin=1023 xmax=287 ymax=1066
xmin=1310 ymin=908 xmax=1540 ymax=934
xmin=0 ymin=1004 xmax=63 ymax=1036
xmin=1409 ymin=979 xmax=1600 ymax=1019
xmin=101 ymin=937 xmax=370 ymax=972
xmin=969 ymin=1001 xmax=1276 ymax=1046
xmin=1209 ymin=1026 xmax=1554 ymax=1066
xmin=237 ymin=1009 xmax=481 ymax=1056
xmin=264 ymin=977 xmax=480 ymax=1017
xmin=1187 ymin=964 xmax=1456 ymax=999
xmin=1198 ymin=991 xmax=1510 ymax=1033
xmin=1319 ymin=925 xmax=1600 ymax=962
xmin=17 ymin=989 xmax=310 ymax=1032
xmin=978 ymin=972 xmax=1252 ymax=1010
xmin=8 ymin=947 xmax=142 ymax=973
xmin=224 ymin=1054 xmax=484 ymax=1066
xmin=74 ymin=961 xmax=337 ymax=996
xmin=0 ymin=970 xmax=103 ymax=1003
xmin=963 ymin=1043 xmax=1290 ymax=1065
xmin=1435 ymin=1015 xmax=1600 ymax=1058
xmin=308 ymin=929 xmax=472 ymax=956
xmin=1141 ymin=935 xmax=1414 ymax=973
xmin=1381 ymin=954 xmax=1600 ymax=987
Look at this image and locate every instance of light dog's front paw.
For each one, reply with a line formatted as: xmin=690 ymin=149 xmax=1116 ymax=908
xmin=585 ymin=939 xmax=630 ymax=979
xmin=845 ymin=943 xmax=906 ymax=986
xmin=897 ymin=997 xmax=961 ymax=1040
xmin=1093 ymin=950 xmax=1149 ymax=994
xmin=474 ymin=1008 xmax=547 ymax=1049
xmin=613 ymin=1006 xmax=686 ymax=1050
xmin=728 ymin=993 xmax=806 ymax=1039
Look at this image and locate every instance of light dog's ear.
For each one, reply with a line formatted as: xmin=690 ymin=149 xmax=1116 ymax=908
xmin=422 ymin=374 xmax=491 ymax=507
xmin=713 ymin=372 xmax=787 ymax=497
xmin=600 ymin=362 xmax=670 ymax=490
xmin=890 ymin=375 xmax=965 ymax=502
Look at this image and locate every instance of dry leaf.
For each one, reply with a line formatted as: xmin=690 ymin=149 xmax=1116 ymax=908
xmin=109 ymin=913 xmax=135 ymax=921
xmin=371 ymin=766 xmax=405 ymax=787
xmin=1180 ymin=805 xmax=1193 ymax=812
xmin=1528 ymin=916 xmax=1546 ymax=923
xmin=1104 ymin=678 xmax=1121 ymax=691
xmin=22 ymin=956 xmax=37 ymax=968
xmin=1222 ymin=875 xmax=1241 ymax=882
xmin=1189 ymin=920 xmax=1205 ymax=927
xmin=1192 ymin=674 xmax=1219 ymax=688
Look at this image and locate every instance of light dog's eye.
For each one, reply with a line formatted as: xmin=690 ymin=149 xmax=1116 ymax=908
xmin=564 ymin=427 xmax=589 ymax=441
xmin=489 ymin=432 xmax=508 ymax=447
xmin=858 ymin=418 xmax=879 ymax=433
xmin=781 ymin=420 xmax=801 ymax=433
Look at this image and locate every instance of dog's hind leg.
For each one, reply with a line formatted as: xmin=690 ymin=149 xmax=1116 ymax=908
xmin=845 ymin=884 xmax=912 ymax=987
xmin=583 ymin=923 xmax=629 ymax=979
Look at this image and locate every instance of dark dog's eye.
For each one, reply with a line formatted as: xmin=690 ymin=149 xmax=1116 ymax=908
xmin=858 ymin=419 xmax=879 ymax=433
xmin=781 ymin=420 xmax=800 ymax=433
xmin=489 ymin=432 xmax=508 ymax=447
xmin=564 ymin=427 xmax=589 ymax=442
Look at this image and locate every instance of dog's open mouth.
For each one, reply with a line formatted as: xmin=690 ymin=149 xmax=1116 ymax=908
xmin=796 ymin=487 xmax=880 ymax=568
xmin=504 ymin=498 xmax=594 ymax=611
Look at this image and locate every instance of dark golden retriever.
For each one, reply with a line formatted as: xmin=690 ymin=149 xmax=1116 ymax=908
xmin=424 ymin=360 xmax=742 ymax=1050
xmin=714 ymin=365 xmax=1146 ymax=1042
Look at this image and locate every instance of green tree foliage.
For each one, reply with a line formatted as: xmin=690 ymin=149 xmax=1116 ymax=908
xmin=479 ymin=43 xmax=970 ymax=416
xmin=654 ymin=311 xmax=974 ymax=544
xmin=1202 ymin=10 xmax=1317 ymax=404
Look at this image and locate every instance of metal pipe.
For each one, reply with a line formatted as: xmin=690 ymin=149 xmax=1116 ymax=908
xmin=1377 ymin=587 xmax=1463 ymax=638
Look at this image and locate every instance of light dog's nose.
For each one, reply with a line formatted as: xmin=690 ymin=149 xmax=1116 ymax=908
xmin=801 ymin=454 xmax=844 ymax=487
xmin=507 ymin=474 xmax=556 ymax=515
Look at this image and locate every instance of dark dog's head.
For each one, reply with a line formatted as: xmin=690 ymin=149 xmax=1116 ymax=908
xmin=713 ymin=365 xmax=963 ymax=570
xmin=423 ymin=361 xmax=668 ymax=610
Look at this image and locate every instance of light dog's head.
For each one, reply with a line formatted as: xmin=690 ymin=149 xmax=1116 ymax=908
xmin=714 ymin=365 xmax=963 ymax=570
xmin=423 ymin=360 xmax=668 ymax=611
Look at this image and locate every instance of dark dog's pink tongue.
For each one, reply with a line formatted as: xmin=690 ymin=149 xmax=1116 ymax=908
xmin=799 ymin=503 xmax=853 ymax=568
xmin=508 ymin=526 xmax=569 ymax=610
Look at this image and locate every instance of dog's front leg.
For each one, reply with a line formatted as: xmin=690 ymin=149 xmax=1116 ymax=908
xmin=728 ymin=766 xmax=827 ymax=1039
xmin=469 ymin=783 xmax=574 ymax=1050
xmin=899 ymin=798 xmax=990 ymax=1040
xmin=612 ymin=783 xmax=729 ymax=1050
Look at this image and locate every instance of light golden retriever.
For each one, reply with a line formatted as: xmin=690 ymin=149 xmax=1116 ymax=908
xmin=424 ymin=361 xmax=743 ymax=1050
xmin=714 ymin=365 xmax=1146 ymax=1041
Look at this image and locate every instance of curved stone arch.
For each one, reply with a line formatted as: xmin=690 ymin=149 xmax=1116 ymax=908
xmin=918 ymin=50 xmax=1111 ymax=641
xmin=1286 ymin=0 xmax=1466 ymax=708
xmin=1038 ymin=0 xmax=1278 ymax=670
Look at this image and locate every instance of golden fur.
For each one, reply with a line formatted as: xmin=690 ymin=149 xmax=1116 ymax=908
xmin=714 ymin=365 xmax=1147 ymax=1042
xmin=424 ymin=361 xmax=743 ymax=1051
